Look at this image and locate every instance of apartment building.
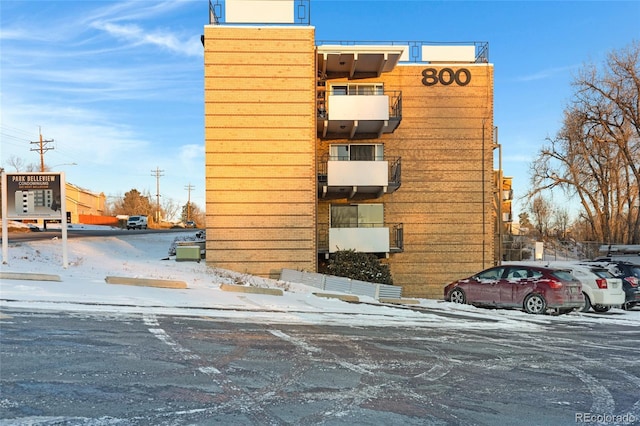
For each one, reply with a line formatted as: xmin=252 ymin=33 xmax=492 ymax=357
xmin=203 ymin=0 xmax=495 ymax=298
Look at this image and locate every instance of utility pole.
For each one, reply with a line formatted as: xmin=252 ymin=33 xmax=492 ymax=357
xmin=185 ymin=183 xmax=194 ymax=221
xmin=30 ymin=127 xmax=54 ymax=171
xmin=151 ymin=167 xmax=164 ymax=223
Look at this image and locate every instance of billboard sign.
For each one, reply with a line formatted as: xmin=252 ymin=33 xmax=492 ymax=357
xmin=1 ymin=172 xmax=68 ymax=267
xmin=4 ymin=173 xmax=64 ymax=219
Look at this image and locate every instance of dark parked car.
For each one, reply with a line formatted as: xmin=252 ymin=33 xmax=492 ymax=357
xmin=444 ymin=264 xmax=584 ymax=315
xmin=585 ymin=260 xmax=640 ymax=310
xmin=185 ymin=221 xmax=197 ymax=228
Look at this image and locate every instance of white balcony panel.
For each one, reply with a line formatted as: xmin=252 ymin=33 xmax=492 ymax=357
xmin=226 ymin=0 xmax=294 ymax=23
xmin=329 ymin=227 xmax=390 ymax=253
xmin=422 ymin=45 xmax=475 ymax=63
xmin=327 ymin=161 xmax=388 ymax=186
xmin=328 ymin=95 xmax=389 ymax=121
xmin=398 ymin=46 xmax=411 ymax=62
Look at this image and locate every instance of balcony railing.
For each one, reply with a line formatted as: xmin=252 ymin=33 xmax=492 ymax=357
xmin=318 ymin=156 xmax=401 ymax=198
xmin=317 ymin=90 xmax=402 ymax=138
xmin=317 ymin=223 xmax=404 ymax=254
xmin=208 ymin=0 xmax=310 ymax=25
xmin=316 ymin=40 xmax=489 ymax=63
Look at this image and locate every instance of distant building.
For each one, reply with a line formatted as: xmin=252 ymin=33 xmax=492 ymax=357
xmin=494 ymin=172 xmax=514 ymax=261
xmin=65 ymin=182 xmax=108 ymax=224
xmin=202 ymin=0 xmax=496 ymax=298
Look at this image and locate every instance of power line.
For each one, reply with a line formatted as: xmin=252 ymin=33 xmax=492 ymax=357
xmin=0 ymin=124 xmax=36 ymax=138
xmin=0 ymin=131 xmax=31 ymax=144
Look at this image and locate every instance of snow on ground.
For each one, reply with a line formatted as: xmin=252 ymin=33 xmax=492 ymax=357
xmin=1 ymin=223 xmax=639 ymax=329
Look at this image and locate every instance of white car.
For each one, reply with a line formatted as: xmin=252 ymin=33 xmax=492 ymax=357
xmin=544 ymin=262 xmax=625 ymax=312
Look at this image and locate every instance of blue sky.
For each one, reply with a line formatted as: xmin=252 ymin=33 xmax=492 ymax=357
xmin=1 ymin=1 xmax=639 ymax=220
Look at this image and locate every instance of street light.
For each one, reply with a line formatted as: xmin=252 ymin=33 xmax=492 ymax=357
xmin=48 ymin=162 xmax=77 ymax=169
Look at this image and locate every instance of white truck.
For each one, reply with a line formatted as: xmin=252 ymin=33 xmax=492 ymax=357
xmin=126 ymin=215 xmax=148 ymax=230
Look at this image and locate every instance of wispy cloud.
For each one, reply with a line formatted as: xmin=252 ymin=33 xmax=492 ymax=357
xmin=515 ymin=64 xmax=580 ymax=82
xmin=92 ymin=21 xmax=203 ymax=57
xmin=81 ymin=0 xmax=193 ymax=25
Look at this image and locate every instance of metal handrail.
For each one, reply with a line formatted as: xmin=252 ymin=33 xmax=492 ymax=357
xmin=317 ymin=155 xmax=401 ymax=187
xmin=316 ymin=40 xmax=489 ymax=63
xmin=208 ymin=0 xmax=310 ymax=25
xmin=317 ymin=90 xmax=402 ymax=120
xmin=317 ymin=222 xmax=404 ymax=252
xmin=390 ymin=91 xmax=402 ymax=119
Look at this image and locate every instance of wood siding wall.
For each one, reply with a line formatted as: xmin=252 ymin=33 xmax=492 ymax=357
xmin=204 ymin=26 xmax=317 ymax=278
xmin=318 ymin=64 xmax=494 ymax=298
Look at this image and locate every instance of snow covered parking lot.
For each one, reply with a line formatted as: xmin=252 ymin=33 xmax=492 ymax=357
xmin=1 ymin=225 xmax=638 ymax=329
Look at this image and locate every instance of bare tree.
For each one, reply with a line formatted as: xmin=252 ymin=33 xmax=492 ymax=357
xmin=528 ymin=41 xmax=640 ymax=244
xmin=530 ymin=195 xmax=553 ymax=239
xmin=162 ymin=197 xmax=180 ymax=222
xmin=5 ymin=155 xmax=39 ymax=172
xmin=553 ymin=208 xmax=571 ymax=240
xmin=181 ymin=202 xmax=205 ymax=226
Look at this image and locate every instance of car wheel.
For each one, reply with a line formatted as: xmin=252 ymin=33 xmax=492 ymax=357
xmin=524 ymin=294 xmax=547 ymax=314
xmin=622 ymin=302 xmax=636 ymax=311
xmin=449 ymin=288 xmax=466 ymax=304
xmin=580 ymin=293 xmax=592 ymax=312
xmin=593 ymin=304 xmax=610 ymax=313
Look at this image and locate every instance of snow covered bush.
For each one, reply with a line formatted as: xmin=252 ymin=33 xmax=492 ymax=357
xmin=321 ymin=249 xmax=393 ymax=285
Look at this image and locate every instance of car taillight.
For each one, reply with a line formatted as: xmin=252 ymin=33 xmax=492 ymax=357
xmin=596 ymin=278 xmax=608 ymax=289
xmin=548 ymin=280 xmax=563 ymax=289
xmin=625 ymin=277 xmax=639 ymax=287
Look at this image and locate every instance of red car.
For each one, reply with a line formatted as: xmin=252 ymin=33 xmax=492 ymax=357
xmin=444 ymin=264 xmax=584 ymax=314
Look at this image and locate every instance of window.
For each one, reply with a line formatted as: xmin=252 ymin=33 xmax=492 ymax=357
xmin=330 ymin=83 xmax=384 ymax=96
xmin=331 ymin=204 xmax=384 ymax=228
xmin=329 ymin=144 xmax=384 ymax=161
xmin=477 ymin=267 xmax=505 ymax=280
xmin=507 ymin=267 xmax=535 ymax=279
xmin=332 ymin=85 xmax=348 ymax=96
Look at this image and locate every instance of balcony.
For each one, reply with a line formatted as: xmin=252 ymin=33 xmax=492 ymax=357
xmin=317 ymin=90 xmax=402 ymax=139
xmin=318 ymin=155 xmax=401 ymax=199
xmin=317 ymin=223 xmax=404 ymax=255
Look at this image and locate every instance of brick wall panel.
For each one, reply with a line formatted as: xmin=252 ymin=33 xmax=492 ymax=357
xmin=204 ymin=26 xmax=316 ymax=276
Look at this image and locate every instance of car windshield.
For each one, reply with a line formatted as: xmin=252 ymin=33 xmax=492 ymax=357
xmin=551 ymin=270 xmax=575 ymax=281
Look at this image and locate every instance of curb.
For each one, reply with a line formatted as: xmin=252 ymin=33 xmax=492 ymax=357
xmin=219 ymin=283 xmax=284 ymax=296
xmin=379 ymin=297 xmax=421 ymax=305
xmin=105 ymin=276 xmax=188 ymax=289
xmin=312 ymin=292 xmax=360 ymax=303
xmin=0 ymin=272 xmax=62 ymax=282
